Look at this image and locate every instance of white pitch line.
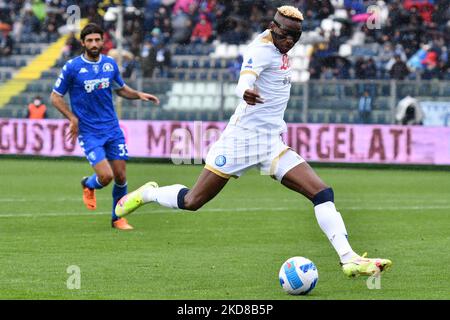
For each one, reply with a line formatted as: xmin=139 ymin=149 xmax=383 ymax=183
xmin=0 ymin=205 xmax=449 ymax=218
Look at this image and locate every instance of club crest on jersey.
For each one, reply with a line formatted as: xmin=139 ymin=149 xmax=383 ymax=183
xmin=102 ymin=63 xmax=114 ymax=72
xmin=92 ymin=65 xmax=100 ymax=74
xmin=280 ymin=54 xmax=290 ymax=70
xmin=215 ymin=155 xmax=226 ymax=167
xmin=88 ymin=151 xmax=96 ymax=161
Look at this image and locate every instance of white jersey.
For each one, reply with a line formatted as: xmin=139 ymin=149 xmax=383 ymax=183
xmin=229 ymin=29 xmax=292 ymax=134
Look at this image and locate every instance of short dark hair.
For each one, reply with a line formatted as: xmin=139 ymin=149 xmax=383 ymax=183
xmin=80 ymin=23 xmax=104 ymax=41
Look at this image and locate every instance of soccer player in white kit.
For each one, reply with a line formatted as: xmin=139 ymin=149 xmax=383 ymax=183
xmin=116 ymin=6 xmax=392 ymax=277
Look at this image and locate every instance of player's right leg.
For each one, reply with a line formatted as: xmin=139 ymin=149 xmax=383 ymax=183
xmin=280 ymin=160 xmax=392 ymax=277
xmin=115 ymin=169 xmax=229 ymax=217
xmin=81 ymin=159 xmax=114 ymax=210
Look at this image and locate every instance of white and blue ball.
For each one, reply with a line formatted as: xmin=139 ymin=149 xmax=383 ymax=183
xmin=279 ymin=256 xmax=318 ymax=295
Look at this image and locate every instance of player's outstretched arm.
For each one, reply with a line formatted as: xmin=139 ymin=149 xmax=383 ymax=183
xmin=50 ymin=91 xmax=79 ymax=143
xmin=235 ymin=73 xmax=264 ymax=106
xmin=115 ymin=85 xmax=160 ymax=105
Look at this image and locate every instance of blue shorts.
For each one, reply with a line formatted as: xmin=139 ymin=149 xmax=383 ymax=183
xmin=78 ymin=127 xmax=129 ymax=166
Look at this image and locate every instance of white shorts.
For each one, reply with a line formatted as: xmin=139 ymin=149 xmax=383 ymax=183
xmin=205 ymin=125 xmax=305 ymax=181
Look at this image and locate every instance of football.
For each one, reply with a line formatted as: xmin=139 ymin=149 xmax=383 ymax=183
xmin=279 ymin=256 xmax=319 ymax=295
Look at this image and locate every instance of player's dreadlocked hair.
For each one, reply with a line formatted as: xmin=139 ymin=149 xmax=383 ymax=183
xmin=277 ymin=5 xmax=304 ymax=21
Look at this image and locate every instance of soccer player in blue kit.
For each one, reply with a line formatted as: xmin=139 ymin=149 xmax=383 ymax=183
xmin=50 ymin=23 xmax=160 ymax=230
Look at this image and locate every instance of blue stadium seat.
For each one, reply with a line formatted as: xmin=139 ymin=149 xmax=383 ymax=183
xmin=329 ymin=112 xmax=336 ymax=123
xmin=202 ymin=60 xmax=211 ymax=69
xmin=177 ymin=71 xmax=186 ymax=80
xmin=180 ymin=59 xmax=189 ymax=69
xmin=192 ymin=60 xmax=200 ymax=68
xmin=188 ymin=72 xmax=197 ymax=80
xmin=340 ymin=112 xmax=349 ymax=123
xmin=222 ymin=73 xmax=231 ymax=81
xmin=291 ymin=84 xmax=303 ymax=96
xmin=210 ymin=71 xmax=219 ymax=81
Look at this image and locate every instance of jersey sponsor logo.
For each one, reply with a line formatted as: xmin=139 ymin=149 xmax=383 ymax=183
xmin=79 ymin=67 xmax=88 ymax=73
xmin=280 ymin=54 xmax=290 ymax=70
xmin=215 ymin=155 xmax=226 ymax=167
xmin=92 ymin=65 xmax=100 ymax=74
xmin=102 ymin=63 xmax=114 ymax=72
xmin=84 ymin=78 xmax=110 ymax=93
xmin=55 ymin=78 xmax=62 ymax=88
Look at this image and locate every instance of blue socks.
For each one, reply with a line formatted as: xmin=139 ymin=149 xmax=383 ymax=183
xmin=83 ymin=174 xmax=127 ymax=221
xmin=112 ymin=182 xmax=127 ymax=221
xmin=84 ymin=174 xmax=104 ymax=190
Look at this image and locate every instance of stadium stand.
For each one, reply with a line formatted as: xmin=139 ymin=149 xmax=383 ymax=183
xmin=0 ymin=0 xmax=448 ymax=123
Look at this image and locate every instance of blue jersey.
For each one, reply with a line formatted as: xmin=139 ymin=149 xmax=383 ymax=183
xmin=53 ymin=54 xmax=125 ymax=133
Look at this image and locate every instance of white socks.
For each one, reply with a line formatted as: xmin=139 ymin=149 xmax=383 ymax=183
xmin=142 ymin=184 xmax=187 ymax=209
xmin=314 ymin=201 xmax=358 ymax=263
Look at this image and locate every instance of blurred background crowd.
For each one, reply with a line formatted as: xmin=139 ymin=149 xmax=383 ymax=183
xmin=0 ymin=0 xmax=448 ymax=80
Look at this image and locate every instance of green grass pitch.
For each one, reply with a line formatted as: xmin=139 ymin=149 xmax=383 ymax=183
xmin=0 ymin=158 xmax=449 ymax=299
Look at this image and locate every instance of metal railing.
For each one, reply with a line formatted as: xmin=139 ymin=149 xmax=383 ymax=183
xmin=0 ymin=78 xmax=448 ymax=124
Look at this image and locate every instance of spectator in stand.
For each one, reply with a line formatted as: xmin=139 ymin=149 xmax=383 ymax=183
xmin=160 ymin=17 xmax=173 ymax=44
xmin=21 ymin=5 xmax=41 ymax=35
xmin=0 ymin=29 xmax=13 ymax=57
xmin=26 ymin=96 xmax=47 ymax=119
xmin=43 ymin=9 xmax=64 ymax=42
xmin=219 ymin=17 xmax=250 ymax=44
xmin=140 ymin=39 xmax=157 ymax=78
xmin=227 ymin=54 xmax=243 ymax=81
xmin=149 ymin=27 xmax=163 ymax=46
xmin=155 ymin=42 xmax=171 ymax=78
xmin=364 ymin=58 xmax=377 ymax=97
xmin=101 ymin=29 xmax=114 ymax=55
xmin=171 ymin=10 xmax=193 ymax=44
xmin=190 ymin=14 xmax=213 ymax=44
xmin=62 ymin=32 xmax=82 ymax=59
xmin=334 ymin=57 xmax=350 ymax=99
xmin=354 ymin=57 xmax=366 ymax=80
xmin=173 ymin=0 xmax=197 ymax=15
xmin=300 ymin=9 xmax=319 ymax=32
xmin=390 ymin=54 xmax=410 ymax=80
xmin=249 ymin=4 xmax=264 ymax=33
xmin=421 ymin=50 xmax=439 ymax=80
xmin=378 ymin=42 xmax=395 ymax=78
xmin=358 ymin=90 xmax=372 ymax=124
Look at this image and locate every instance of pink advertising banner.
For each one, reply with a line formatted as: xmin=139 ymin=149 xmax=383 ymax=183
xmin=1 ymin=119 xmax=450 ymax=165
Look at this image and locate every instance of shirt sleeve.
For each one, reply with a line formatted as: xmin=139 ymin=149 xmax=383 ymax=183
xmin=112 ymin=60 xmax=126 ymax=89
xmin=52 ymin=61 xmax=73 ymax=96
xmin=240 ymin=46 xmax=272 ymax=77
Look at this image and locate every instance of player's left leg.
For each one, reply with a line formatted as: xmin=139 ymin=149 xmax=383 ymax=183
xmin=115 ymin=168 xmax=230 ymax=217
xmin=105 ymin=128 xmax=133 ymax=230
xmin=276 ymin=152 xmax=392 ymax=276
xmin=110 ymin=160 xmax=133 ymax=230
